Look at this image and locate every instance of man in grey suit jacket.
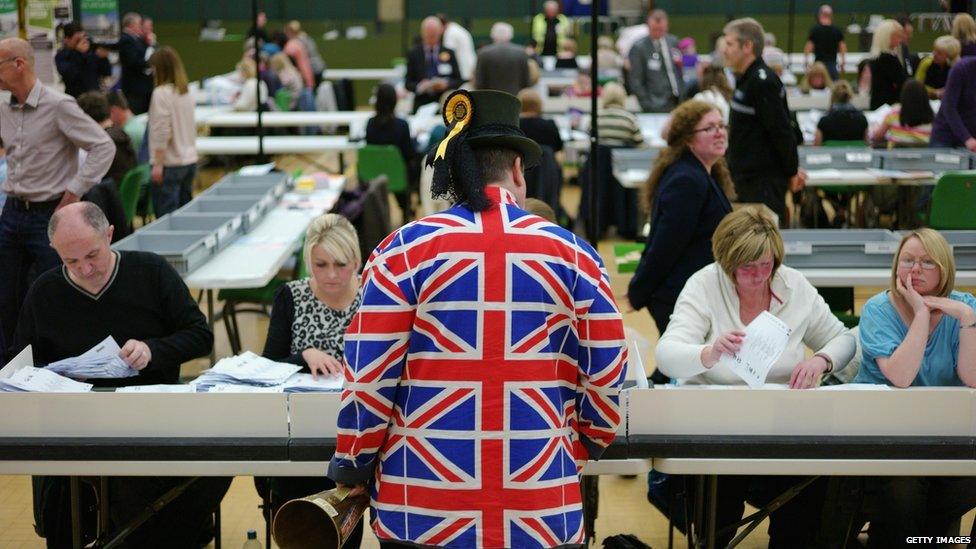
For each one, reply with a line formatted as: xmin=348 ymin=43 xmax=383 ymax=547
xmin=474 ymin=22 xmax=531 ymax=96
xmin=627 ymin=9 xmax=684 ymax=113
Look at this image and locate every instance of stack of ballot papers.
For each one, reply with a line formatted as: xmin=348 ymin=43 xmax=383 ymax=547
xmin=0 ymin=367 xmax=92 ymax=392
xmin=45 ymin=336 xmax=138 ymax=379
xmin=191 ymin=352 xmax=345 ymax=393
xmin=281 ymin=373 xmax=343 ymax=392
xmin=196 ymin=373 xmax=343 ymax=393
xmin=191 ymin=352 xmax=302 ymax=391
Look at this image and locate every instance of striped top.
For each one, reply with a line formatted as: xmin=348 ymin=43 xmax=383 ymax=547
xmin=882 ymin=108 xmax=932 ymax=146
xmin=596 ymin=106 xmax=644 ymax=148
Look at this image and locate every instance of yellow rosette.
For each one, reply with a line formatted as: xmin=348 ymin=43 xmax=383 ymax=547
xmin=434 ymin=90 xmax=474 ymax=162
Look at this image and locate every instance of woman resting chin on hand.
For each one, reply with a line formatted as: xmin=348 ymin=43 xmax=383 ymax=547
xmin=854 ymin=228 xmax=976 ymax=547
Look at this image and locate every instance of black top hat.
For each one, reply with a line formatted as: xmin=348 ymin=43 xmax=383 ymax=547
xmin=427 ymin=90 xmax=542 ymax=207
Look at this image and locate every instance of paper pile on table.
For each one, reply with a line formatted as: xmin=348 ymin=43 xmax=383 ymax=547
xmin=45 ymin=336 xmax=138 ymax=379
xmin=191 ymin=352 xmax=301 ymax=391
xmin=281 ymin=372 xmax=343 ymax=393
xmin=0 ymin=367 xmax=92 ymax=392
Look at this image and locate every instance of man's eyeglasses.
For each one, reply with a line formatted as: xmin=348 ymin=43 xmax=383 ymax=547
xmin=898 ymin=257 xmax=939 ymax=270
xmin=692 ymin=123 xmax=728 ymax=136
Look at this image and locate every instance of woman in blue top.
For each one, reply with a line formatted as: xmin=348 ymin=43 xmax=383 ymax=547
xmin=856 ymin=228 xmax=976 ymax=547
xmin=858 ymin=228 xmax=976 ymax=387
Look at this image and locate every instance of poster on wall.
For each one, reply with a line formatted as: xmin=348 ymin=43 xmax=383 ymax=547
xmin=81 ymin=0 xmax=119 ymax=43
xmin=0 ymin=0 xmax=17 ymax=39
xmin=27 ymin=0 xmax=72 ymax=84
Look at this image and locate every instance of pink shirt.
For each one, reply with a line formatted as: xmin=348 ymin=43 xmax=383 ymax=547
xmin=284 ymin=38 xmax=314 ymax=88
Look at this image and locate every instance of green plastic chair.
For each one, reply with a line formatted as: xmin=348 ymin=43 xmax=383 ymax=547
xmin=139 ymin=179 xmax=155 ymax=223
xmin=929 ymin=171 xmax=976 ymax=230
xmin=357 ymin=145 xmax=407 ymax=194
xmin=274 ymin=88 xmax=293 ymax=111
xmin=218 ymin=237 xmax=307 ymax=354
xmin=118 ymin=165 xmax=150 ymax=224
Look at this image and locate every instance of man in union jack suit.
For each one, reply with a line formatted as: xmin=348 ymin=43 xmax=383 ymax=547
xmin=328 ymin=89 xmax=628 ymax=548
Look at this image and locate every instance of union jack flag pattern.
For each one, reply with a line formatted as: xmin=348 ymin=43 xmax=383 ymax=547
xmin=329 ymin=186 xmax=627 ymax=548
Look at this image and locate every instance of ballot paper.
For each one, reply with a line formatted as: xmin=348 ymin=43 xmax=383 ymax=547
xmin=281 ymin=373 xmax=344 ymax=393
xmin=0 ymin=345 xmax=33 ymax=380
xmin=0 ymin=367 xmax=92 ymax=392
xmin=191 ymin=352 xmax=301 ymax=391
xmin=45 ymin=336 xmax=138 ymax=379
xmin=718 ymin=311 xmax=791 ymax=389
xmin=237 ymin=162 xmax=276 ymax=176
xmin=115 ymin=384 xmax=196 ymax=393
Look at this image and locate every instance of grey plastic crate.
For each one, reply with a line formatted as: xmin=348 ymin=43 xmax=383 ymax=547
xmin=177 ymin=195 xmax=270 ymax=231
xmin=219 ymin=172 xmax=289 ymax=187
xmin=781 ymin=229 xmax=901 ymax=268
xmin=611 ymin=148 xmax=660 ymax=171
xmin=879 ymin=149 xmax=971 ymax=172
xmin=142 ymin=213 xmax=243 ymax=251
xmin=935 ymin=231 xmax=976 ymax=270
xmin=112 ymin=230 xmax=217 ymax=275
xmin=797 ymin=147 xmax=879 ymax=170
xmin=209 ymin=173 xmax=288 ymax=199
xmin=207 ymin=182 xmax=283 ymax=199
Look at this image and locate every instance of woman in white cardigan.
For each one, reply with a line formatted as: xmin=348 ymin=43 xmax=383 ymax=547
xmin=656 ymin=207 xmax=856 ymax=387
xmin=653 ymin=206 xmax=856 ymax=548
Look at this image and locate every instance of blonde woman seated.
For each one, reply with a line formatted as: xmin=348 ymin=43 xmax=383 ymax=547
xmin=263 ymin=213 xmax=362 ymax=377
xmin=854 ymin=228 xmax=976 ymax=547
xmin=656 ymin=206 xmax=856 ymax=388
xmin=857 ymin=228 xmax=976 ymax=388
xmin=799 ymin=61 xmax=833 ymax=93
xmin=654 ymin=207 xmax=855 ymax=547
xmin=259 ymin=213 xmax=366 ymax=547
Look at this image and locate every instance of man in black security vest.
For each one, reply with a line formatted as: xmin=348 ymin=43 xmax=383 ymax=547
xmin=723 ymin=17 xmax=806 ymax=224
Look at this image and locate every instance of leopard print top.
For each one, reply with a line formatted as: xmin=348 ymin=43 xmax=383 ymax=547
xmin=287 ymin=278 xmax=362 ymax=360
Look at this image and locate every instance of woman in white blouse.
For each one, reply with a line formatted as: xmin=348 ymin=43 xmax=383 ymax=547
xmin=656 ymin=206 xmax=855 ymax=387
xmin=653 ymin=206 xmax=856 ymax=548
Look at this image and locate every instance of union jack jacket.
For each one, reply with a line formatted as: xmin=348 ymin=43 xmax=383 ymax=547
xmin=329 ymin=186 xmax=627 ymax=548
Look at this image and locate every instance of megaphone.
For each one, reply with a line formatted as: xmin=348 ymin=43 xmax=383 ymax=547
xmin=272 ymin=486 xmax=369 ymax=549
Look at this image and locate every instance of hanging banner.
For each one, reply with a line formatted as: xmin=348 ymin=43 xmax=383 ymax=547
xmin=80 ymin=0 xmax=119 ymax=43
